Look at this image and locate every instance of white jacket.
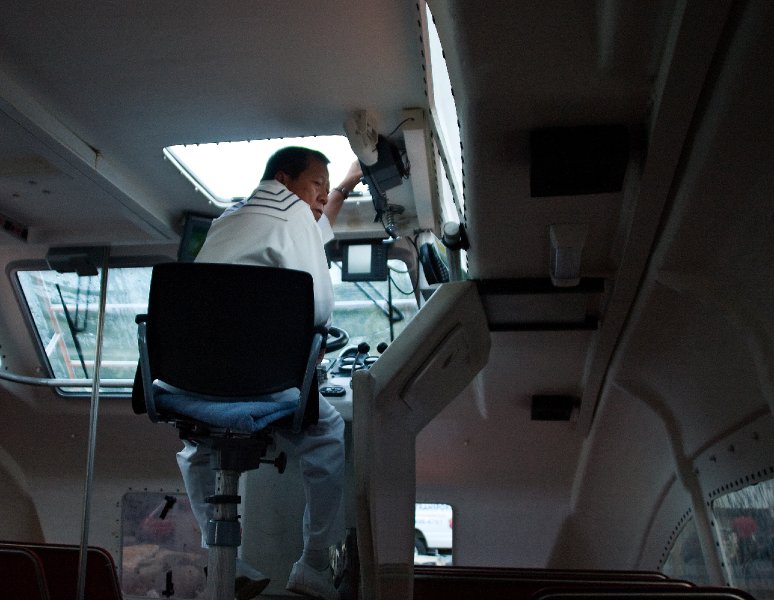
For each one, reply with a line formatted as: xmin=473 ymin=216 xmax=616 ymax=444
xmin=196 ymin=179 xmax=334 ymax=328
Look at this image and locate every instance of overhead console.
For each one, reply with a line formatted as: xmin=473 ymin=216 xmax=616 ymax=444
xmin=343 ymin=108 xmax=453 ymax=237
xmin=344 ymin=110 xmax=410 ymax=240
xmin=340 ymin=108 xmax=475 ymax=312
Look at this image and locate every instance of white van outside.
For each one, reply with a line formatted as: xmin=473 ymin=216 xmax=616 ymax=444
xmin=414 ymin=503 xmax=453 ymax=553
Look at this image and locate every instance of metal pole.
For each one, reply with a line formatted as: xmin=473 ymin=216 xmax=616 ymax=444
xmin=446 ymin=248 xmax=462 ymax=281
xmin=388 ymin=274 xmax=395 ymax=341
xmin=76 ymin=248 xmax=110 ymax=600
xmin=440 ymin=222 xmax=466 ymax=282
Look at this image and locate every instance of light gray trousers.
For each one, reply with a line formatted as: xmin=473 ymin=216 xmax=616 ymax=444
xmin=176 ymin=395 xmax=345 ymax=552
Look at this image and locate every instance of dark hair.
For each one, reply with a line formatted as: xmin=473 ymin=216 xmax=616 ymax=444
xmin=262 ymin=146 xmax=330 ymax=180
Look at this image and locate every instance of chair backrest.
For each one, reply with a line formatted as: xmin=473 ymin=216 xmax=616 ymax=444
xmin=413 ymin=572 xmax=689 ymax=600
xmin=0 ymin=542 xmax=122 ymax=600
xmin=535 ymin=592 xmax=756 ymax=600
xmin=0 ymin=545 xmax=50 ymax=600
xmin=144 ymin=262 xmax=315 ymax=398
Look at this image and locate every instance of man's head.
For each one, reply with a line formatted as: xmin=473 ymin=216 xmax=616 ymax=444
xmin=263 ymin=146 xmax=331 ymax=221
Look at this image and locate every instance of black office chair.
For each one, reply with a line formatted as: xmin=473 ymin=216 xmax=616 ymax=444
xmin=133 ymin=262 xmax=325 ymax=600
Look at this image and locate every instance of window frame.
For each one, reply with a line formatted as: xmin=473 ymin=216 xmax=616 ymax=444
xmin=11 ymin=252 xmax=420 ymax=398
xmin=10 ymin=255 xmax=170 ymax=398
xmin=421 ymin=1 xmax=465 ymax=227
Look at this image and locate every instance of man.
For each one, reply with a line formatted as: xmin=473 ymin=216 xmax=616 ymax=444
xmin=178 ymin=146 xmax=361 ymax=600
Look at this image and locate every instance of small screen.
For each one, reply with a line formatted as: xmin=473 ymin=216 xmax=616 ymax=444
xmin=341 ymin=241 xmax=388 ymax=281
xmin=347 ymin=244 xmax=372 ymax=274
xmin=177 ymin=214 xmax=213 ymax=262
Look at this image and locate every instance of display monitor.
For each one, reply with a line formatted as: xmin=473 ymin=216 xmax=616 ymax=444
xmin=177 ymin=213 xmax=213 ymax=262
xmin=341 ymin=240 xmax=389 ymax=281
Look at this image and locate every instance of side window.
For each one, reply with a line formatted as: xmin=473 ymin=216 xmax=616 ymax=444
xmin=661 ymin=516 xmax=710 ymax=584
xmin=16 ymin=265 xmax=153 ymax=394
xmin=663 ymin=478 xmax=774 ymax=596
xmin=424 ymin=3 xmax=464 ymax=223
xmin=414 ymin=503 xmax=453 ymax=566
xmin=712 ymin=478 xmax=774 ymax=596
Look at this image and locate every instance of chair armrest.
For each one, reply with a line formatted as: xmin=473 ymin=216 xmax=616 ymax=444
xmin=291 ymin=330 xmax=325 ymax=434
xmin=314 ymin=326 xmax=328 ymax=350
xmin=136 ymin=322 xmax=160 ymax=422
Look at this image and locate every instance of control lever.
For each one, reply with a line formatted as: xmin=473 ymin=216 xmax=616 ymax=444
xmin=353 ymin=342 xmax=371 ymax=372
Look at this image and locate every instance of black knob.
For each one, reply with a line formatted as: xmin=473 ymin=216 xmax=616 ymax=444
xmin=357 ymin=342 xmax=370 ymax=354
xmin=377 ymin=342 xmax=388 ymax=353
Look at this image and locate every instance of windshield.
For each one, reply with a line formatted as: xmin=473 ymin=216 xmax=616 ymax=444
xmin=16 ymin=259 xmax=418 ymax=395
xmin=329 ymin=259 xmax=418 ymax=357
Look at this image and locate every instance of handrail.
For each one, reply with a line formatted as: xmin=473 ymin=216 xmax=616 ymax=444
xmin=77 ymin=248 xmax=109 ymax=600
xmin=0 ymin=370 xmax=133 ymax=388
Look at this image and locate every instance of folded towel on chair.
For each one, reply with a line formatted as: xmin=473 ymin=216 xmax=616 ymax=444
xmin=153 ymin=381 xmax=300 ymax=433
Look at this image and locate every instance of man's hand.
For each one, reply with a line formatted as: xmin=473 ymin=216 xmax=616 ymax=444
xmin=324 ymin=160 xmax=363 ymax=225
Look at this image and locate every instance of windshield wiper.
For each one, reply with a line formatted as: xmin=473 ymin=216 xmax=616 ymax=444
xmin=56 ymin=283 xmax=89 ymax=378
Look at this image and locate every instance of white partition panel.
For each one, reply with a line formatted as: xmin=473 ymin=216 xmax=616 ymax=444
xmin=353 ymin=280 xmax=491 ymax=600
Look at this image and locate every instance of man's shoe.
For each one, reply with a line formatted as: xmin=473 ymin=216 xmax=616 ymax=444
xmin=235 ymin=560 xmax=270 ymax=599
xmin=203 ymin=561 xmax=270 ymax=600
xmin=286 ymin=560 xmax=338 ymax=600
xmin=235 ymin=574 xmax=271 ymax=600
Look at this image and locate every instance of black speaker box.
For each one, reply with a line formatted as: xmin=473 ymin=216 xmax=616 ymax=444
xmin=530 ymin=124 xmax=629 ymax=197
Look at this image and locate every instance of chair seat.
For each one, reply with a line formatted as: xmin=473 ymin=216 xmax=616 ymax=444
xmin=153 ymin=381 xmax=300 ymax=433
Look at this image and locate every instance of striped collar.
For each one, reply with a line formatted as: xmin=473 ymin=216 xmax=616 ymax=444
xmin=216 ymin=179 xmax=302 ymax=221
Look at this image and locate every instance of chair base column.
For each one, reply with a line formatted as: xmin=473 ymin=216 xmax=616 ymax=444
xmin=205 ymin=468 xmax=241 ymax=600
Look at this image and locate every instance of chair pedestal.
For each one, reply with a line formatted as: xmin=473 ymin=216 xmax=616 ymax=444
xmin=205 ymin=467 xmax=241 ymax=600
xmin=202 ymin=440 xmax=278 ymax=600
